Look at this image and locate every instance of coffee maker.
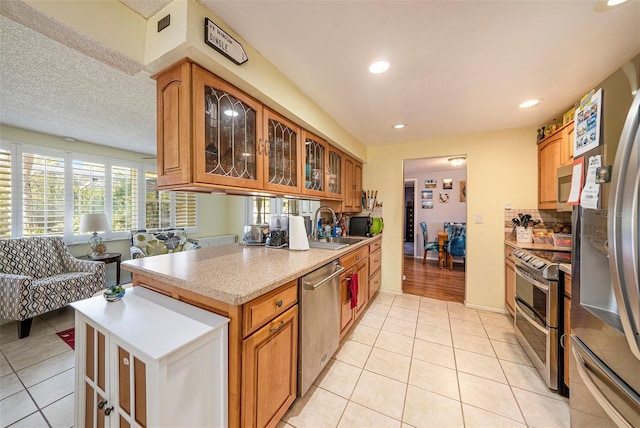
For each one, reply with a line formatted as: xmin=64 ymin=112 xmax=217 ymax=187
xmin=265 ymin=214 xmax=289 ymax=248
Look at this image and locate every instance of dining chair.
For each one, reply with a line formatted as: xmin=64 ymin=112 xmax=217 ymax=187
xmin=420 ymin=222 xmax=440 ymax=265
xmin=446 ymin=223 xmax=466 ymax=270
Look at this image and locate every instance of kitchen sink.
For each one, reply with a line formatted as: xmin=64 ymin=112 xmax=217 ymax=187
xmin=308 ymin=236 xmax=365 ymax=250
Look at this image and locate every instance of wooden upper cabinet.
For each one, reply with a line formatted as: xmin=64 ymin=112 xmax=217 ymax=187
xmin=301 ymin=130 xmax=329 ymax=198
xmin=156 ymin=60 xmax=193 ymax=188
xmin=193 ymin=65 xmax=263 ymax=189
xmin=538 ymin=122 xmax=573 ymax=209
xmin=343 ymin=156 xmax=362 ymax=213
xmin=326 ymin=147 xmax=343 ymax=199
xmin=262 ymin=109 xmax=302 ymax=194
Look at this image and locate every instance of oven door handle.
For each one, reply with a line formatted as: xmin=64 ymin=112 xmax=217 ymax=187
xmin=515 ymin=265 xmax=550 ymax=292
xmin=515 ymin=295 xmax=549 ymax=331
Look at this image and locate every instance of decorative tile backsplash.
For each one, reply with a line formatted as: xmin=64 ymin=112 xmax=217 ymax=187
xmin=503 ymin=208 xmax=571 ymax=231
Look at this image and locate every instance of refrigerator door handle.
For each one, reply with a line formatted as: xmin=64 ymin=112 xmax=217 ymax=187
xmin=608 ymin=92 xmax=640 ymax=360
xmin=572 ymin=337 xmax=640 ymax=428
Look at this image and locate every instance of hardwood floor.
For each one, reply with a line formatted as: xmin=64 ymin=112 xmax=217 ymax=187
xmin=402 ymin=256 xmax=465 ymax=303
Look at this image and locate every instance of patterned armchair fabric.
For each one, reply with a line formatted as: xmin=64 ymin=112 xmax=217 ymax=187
xmin=0 ymin=236 xmax=105 ymax=338
xmin=130 ymin=228 xmax=200 ymax=259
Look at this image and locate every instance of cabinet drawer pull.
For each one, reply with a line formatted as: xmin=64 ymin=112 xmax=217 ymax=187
xmin=355 ymin=256 xmax=360 ymax=261
xmin=270 ymin=321 xmax=284 ymax=332
xmin=275 ymin=299 xmax=283 ymax=308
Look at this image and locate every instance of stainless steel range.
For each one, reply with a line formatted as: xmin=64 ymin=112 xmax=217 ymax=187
xmin=511 ymin=248 xmax=570 ymax=392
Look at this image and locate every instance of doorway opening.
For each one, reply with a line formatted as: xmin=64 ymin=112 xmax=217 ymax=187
xmin=402 ymin=156 xmax=467 ymax=303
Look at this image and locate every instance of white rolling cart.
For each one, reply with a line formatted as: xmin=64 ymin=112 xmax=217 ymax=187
xmin=72 ymin=286 xmax=229 ymax=427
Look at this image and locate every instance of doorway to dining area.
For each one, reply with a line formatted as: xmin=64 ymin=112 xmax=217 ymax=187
xmin=402 ymin=156 xmax=467 ymax=303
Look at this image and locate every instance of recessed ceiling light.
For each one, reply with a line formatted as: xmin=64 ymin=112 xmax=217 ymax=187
xmin=393 ymin=124 xmax=405 ymax=129
xmin=369 ymin=60 xmax=390 ymax=74
xmin=519 ymin=99 xmax=542 ymax=108
xmin=63 ymin=136 xmax=76 ymax=142
xmin=224 ymin=110 xmax=239 ymax=117
xmin=607 ymin=0 xmax=628 ymax=6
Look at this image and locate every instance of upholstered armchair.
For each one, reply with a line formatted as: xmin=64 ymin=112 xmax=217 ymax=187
xmin=0 ymin=236 xmax=105 ymax=338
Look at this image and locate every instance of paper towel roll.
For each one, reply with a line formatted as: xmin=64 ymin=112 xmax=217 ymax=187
xmin=289 ymin=215 xmax=309 ymax=251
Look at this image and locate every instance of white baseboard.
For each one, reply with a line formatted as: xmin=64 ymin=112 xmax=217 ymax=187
xmin=464 ymin=302 xmax=508 ymax=314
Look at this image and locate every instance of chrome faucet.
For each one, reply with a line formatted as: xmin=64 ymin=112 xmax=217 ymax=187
xmin=312 ymin=206 xmax=337 ymax=240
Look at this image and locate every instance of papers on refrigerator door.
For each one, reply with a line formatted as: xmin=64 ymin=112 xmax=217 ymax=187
xmin=580 ymin=155 xmax=602 ymax=209
xmin=567 ymin=157 xmax=584 ymax=205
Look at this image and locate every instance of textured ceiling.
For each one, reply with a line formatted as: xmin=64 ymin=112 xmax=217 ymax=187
xmin=0 ymin=0 xmax=639 ymax=157
xmin=0 ymin=15 xmax=156 ymax=155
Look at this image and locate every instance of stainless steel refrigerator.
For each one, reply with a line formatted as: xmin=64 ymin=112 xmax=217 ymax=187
xmin=570 ymin=54 xmax=640 ymax=427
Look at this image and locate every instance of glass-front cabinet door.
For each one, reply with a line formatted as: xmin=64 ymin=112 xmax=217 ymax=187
xmin=302 ymin=130 xmax=328 ymax=198
xmin=326 ymin=147 xmax=342 ymax=199
xmin=263 ymin=109 xmax=301 ymax=193
xmin=193 ymin=65 xmax=263 ymax=188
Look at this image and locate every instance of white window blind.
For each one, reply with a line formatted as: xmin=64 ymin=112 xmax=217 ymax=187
xmin=112 ymin=165 xmax=138 ymax=233
xmin=174 ymin=191 xmax=196 ymax=228
xmin=22 ymin=152 xmax=65 ymax=236
xmin=72 ymin=159 xmax=106 ymax=233
xmin=0 ymin=149 xmax=11 ymax=238
xmin=144 ymin=171 xmax=171 ymax=229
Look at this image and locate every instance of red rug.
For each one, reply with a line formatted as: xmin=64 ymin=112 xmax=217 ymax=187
xmin=56 ymin=328 xmax=75 ymax=350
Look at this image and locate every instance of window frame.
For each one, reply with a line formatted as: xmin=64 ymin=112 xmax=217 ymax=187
xmin=0 ymin=140 xmax=198 ymax=241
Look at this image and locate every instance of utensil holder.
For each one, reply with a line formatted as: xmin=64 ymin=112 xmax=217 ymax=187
xmin=516 ymin=227 xmax=533 ymax=243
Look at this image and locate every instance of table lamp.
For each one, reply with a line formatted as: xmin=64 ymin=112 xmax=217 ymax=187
xmin=79 ymin=213 xmax=110 ymax=257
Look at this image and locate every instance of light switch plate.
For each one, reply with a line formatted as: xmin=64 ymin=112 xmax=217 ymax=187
xmin=475 ymin=212 xmax=483 ymax=224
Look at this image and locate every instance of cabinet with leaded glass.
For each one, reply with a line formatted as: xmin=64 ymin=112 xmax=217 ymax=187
xmin=326 ymin=146 xmax=343 ymax=199
xmin=192 ymin=65 xmax=263 ymax=189
xmin=301 ymin=130 xmax=329 ymax=198
xmin=262 ymin=108 xmax=302 ymax=193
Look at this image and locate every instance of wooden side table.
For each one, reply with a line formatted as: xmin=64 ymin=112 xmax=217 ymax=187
xmin=79 ymin=253 xmax=121 ymax=285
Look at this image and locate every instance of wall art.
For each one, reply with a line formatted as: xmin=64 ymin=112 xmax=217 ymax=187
xmin=443 ymin=179 xmax=453 ymax=190
xmin=424 ymin=179 xmax=437 ymax=189
xmin=439 ymin=192 xmax=450 ymax=203
xmin=460 ymin=181 xmax=466 ymax=202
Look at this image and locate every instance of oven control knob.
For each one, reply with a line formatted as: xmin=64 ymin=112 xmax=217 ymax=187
xmin=533 ymin=260 xmax=546 ymax=269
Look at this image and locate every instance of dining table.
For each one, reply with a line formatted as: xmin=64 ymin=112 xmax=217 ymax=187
xmin=437 ymin=230 xmax=448 ymax=269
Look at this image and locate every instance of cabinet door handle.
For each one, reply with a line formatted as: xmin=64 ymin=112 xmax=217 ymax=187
xmin=258 ymin=139 xmax=263 ymax=155
xmin=270 ymin=321 xmax=284 ymax=332
xmin=104 ymin=406 xmax=114 ymax=416
xmin=98 ymin=400 xmax=107 ymax=409
xmin=275 ymin=299 xmax=283 ymax=308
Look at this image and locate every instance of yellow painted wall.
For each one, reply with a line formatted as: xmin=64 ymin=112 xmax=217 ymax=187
xmin=25 ymin=0 xmax=147 ymax=63
xmin=366 ymin=127 xmax=538 ymax=311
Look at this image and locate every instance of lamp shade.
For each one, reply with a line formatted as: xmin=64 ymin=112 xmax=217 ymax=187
xmin=79 ymin=213 xmax=110 ymax=233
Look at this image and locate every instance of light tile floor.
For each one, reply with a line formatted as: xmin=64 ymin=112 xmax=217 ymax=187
xmin=280 ymin=292 xmax=570 ymax=428
xmin=0 ymin=292 xmax=570 ymax=428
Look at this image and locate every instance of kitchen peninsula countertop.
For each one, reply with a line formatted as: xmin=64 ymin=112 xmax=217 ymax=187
xmin=122 ymin=235 xmax=380 ymax=306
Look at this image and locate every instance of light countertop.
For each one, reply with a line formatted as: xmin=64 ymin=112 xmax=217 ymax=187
xmin=122 ymin=235 xmax=381 ymax=306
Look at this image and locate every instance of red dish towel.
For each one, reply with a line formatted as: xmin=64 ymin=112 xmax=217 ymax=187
xmin=349 ymin=273 xmax=359 ymax=309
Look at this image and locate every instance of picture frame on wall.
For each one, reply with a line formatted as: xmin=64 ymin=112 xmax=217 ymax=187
xmin=422 ymin=200 xmax=434 ymax=209
xmin=439 ymin=192 xmax=449 ymax=203
xmin=460 ymin=181 xmax=466 ymax=202
xmin=421 ymin=190 xmax=433 ymax=199
xmin=443 ymin=179 xmax=453 ymax=190
xmin=425 ymin=179 xmax=437 ymax=189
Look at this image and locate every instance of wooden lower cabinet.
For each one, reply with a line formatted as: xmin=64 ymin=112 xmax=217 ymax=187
xmin=242 ymin=305 xmax=298 ymax=428
xmin=505 ymin=256 xmax=516 ymax=317
xmin=339 ymin=257 xmax=369 ymax=340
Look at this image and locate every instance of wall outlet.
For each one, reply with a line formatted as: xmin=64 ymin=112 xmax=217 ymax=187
xmin=504 ymin=201 xmax=511 ymax=210
xmin=475 ymin=212 xmax=484 ymax=224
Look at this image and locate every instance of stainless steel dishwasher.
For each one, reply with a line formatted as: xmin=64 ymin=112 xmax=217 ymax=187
xmin=298 ymin=259 xmax=344 ymax=397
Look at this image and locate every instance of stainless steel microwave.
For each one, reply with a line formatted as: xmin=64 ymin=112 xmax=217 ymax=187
xmin=556 ymin=164 xmax=573 ymax=212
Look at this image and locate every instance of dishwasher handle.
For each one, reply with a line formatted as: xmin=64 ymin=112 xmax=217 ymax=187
xmin=302 ymin=265 xmax=345 ymax=290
